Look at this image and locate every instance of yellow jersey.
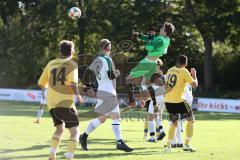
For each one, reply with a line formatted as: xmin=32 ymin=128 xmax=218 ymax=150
xmin=38 ymin=58 xmax=78 ymax=110
xmin=165 ymin=66 xmax=194 ymax=103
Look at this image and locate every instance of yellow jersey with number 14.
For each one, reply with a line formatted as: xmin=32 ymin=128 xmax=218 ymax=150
xmin=38 ymin=58 xmax=78 ymax=110
xmin=165 ymin=66 xmax=194 ymax=103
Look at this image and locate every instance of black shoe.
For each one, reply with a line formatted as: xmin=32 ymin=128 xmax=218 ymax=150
xmin=157 ymin=132 xmax=166 ymax=141
xmin=116 ymin=141 xmax=133 ymax=152
xmin=177 ymin=143 xmax=183 ymax=148
xmin=171 ymin=144 xmax=177 ymax=148
xmin=79 ymin=134 xmax=88 ymax=151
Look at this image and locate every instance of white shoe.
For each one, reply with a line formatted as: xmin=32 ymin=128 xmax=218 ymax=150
xmin=143 ymin=134 xmax=148 ymax=140
xmin=183 ymin=145 xmax=196 ymax=152
xmin=164 ymin=145 xmax=172 ymax=152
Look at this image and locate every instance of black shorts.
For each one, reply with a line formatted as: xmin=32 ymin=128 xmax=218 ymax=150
xmin=165 ymin=101 xmax=194 ymax=122
xmin=49 ymin=107 xmax=79 ymax=128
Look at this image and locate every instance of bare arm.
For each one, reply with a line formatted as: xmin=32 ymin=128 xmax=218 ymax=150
xmin=70 ymin=82 xmax=84 ymax=104
xmin=190 ymin=68 xmax=198 ymax=88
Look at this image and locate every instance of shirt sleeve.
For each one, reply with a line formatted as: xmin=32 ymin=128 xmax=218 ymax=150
xmin=145 ymin=37 xmax=164 ymax=52
xmin=138 ymin=33 xmax=148 ymax=42
xmin=184 ymin=69 xmax=194 ymax=84
xmin=38 ymin=64 xmax=49 ymax=88
xmin=67 ymin=62 xmax=78 ymax=84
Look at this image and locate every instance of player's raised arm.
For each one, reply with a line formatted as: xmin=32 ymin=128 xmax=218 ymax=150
xmin=190 ymin=68 xmax=198 ymax=88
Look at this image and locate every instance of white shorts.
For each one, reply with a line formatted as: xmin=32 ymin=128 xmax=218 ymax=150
xmin=94 ymin=103 xmax=120 ymax=115
xmin=94 ymin=91 xmax=120 ymax=115
xmin=148 ymin=100 xmax=166 ymax=114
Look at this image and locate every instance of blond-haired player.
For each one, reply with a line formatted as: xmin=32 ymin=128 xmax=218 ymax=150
xmin=38 ymin=40 xmax=84 ymax=160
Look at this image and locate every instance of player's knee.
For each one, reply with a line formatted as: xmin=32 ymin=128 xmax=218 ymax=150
xmin=171 ymin=121 xmax=178 ymax=127
xmin=56 ymin=124 xmax=65 ymax=135
xmin=148 ymin=114 xmax=155 ymax=121
xmin=98 ymin=117 xmax=107 ymax=123
xmin=188 ymin=119 xmax=195 ymax=124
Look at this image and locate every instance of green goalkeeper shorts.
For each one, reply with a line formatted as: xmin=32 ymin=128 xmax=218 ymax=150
xmin=129 ymin=58 xmax=157 ymax=80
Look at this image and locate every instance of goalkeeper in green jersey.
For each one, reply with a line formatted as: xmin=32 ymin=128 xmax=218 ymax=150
xmin=126 ymin=22 xmax=175 ymax=109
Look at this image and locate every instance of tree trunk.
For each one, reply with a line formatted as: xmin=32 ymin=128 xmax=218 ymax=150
xmin=202 ymin=35 xmax=213 ymax=90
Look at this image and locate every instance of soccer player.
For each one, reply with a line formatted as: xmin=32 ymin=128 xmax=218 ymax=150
xmin=145 ymin=73 xmax=166 ymax=142
xmin=34 ymin=88 xmax=47 ymax=123
xmin=164 ymin=54 xmax=198 ymax=152
xmin=79 ymin=39 xmax=133 ymax=152
xmin=38 ymin=40 xmax=84 ymax=160
xmin=126 ymin=22 xmax=175 ymax=110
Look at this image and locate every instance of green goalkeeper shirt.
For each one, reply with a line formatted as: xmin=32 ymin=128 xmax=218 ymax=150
xmin=138 ymin=33 xmax=170 ymax=57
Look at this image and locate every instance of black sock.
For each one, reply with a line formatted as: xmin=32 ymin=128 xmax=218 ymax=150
xmin=147 ymin=86 xmax=156 ymax=106
xmin=117 ymin=139 xmax=123 ymax=144
xmin=82 ymin=132 xmax=88 ymax=139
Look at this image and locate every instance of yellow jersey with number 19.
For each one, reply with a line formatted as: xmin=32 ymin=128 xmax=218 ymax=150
xmin=165 ymin=66 xmax=194 ymax=103
xmin=38 ymin=58 xmax=78 ymax=110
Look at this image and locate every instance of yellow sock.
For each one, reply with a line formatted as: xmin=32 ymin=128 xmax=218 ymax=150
xmin=144 ymin=119 xmax=148 ymax=131
xmin=49 ymin=136 xmax=61 ymax=159
xmin=65 ymin=138 xmax=78 ymax=160
xmin=185 ymin=121 xmax=194 ymax=145
xmin=166 ymin=124 xmax=177 ymax=147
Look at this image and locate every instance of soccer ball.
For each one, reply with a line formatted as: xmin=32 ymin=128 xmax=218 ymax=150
xmin=68 ymin=7 xmax=81 ymax=19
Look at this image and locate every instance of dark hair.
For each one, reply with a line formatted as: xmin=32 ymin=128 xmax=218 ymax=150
xmin=164 ymin=22 xmax=175 ymax=36
xmin=150 ymin=73 xmax=162 ymax=83
xmin=59 ymin=40 xmax=74 ymax=57
xmin=148 ymin=25 xmax=157 ymax=32
xmin=176 ymin=54 xmax=188 ymax=65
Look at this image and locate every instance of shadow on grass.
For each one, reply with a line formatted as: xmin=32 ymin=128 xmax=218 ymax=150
xmin=0 ymin=145 xmax=48 ymax=154
xmin=0 ymin=154 xmax=49 ymax=160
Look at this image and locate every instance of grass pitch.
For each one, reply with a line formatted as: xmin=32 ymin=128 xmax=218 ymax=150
xmin=0 ymin=101 xmax=240 ymax=160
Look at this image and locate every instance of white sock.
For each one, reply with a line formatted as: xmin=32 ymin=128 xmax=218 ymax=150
xmin=65 ymin=152 xmax=74 ymax=160
xmin=37 ymin=109 xmax=44 ymax=119
xmin=148 ymin=120 xmax=155 ymax=140
xmin=172 ymin=132 xmax=177 ymax=145
xmin=85 ymin=118 xmax=101 ymax=135
xmin=176 ymin=122 xmax=183 ymax=144
xmin=112 ymin=119 xmax=122 ymax=141
xmin=50 ymin=147 xmax=57 ymax=155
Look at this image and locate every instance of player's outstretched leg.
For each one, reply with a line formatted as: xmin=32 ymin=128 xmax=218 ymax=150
xmin=79 ymin=118 xmax=102 ymax=151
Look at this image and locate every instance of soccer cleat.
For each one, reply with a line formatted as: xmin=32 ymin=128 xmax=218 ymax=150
xmin=177 ymin=143 xmax=183 ymax=148
xmin=157 ymin=132 xmax=166 ymax=141
xmin=164 ymin=145 xmax=172 ymax=152
xmin=34 ymin=119 xmax=40 ymax=123
xmin=148 ymin=139 xmax=156 ymax=143
xmin=79 ymin=134 xmax=88 ymax=151
xmin=116 ymin=141 xmax=133 ymax=152
xmin=171 ymin=144 xmax=177 ymax=148
xmin=183 ymin=145 xmax=196 ymax=152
